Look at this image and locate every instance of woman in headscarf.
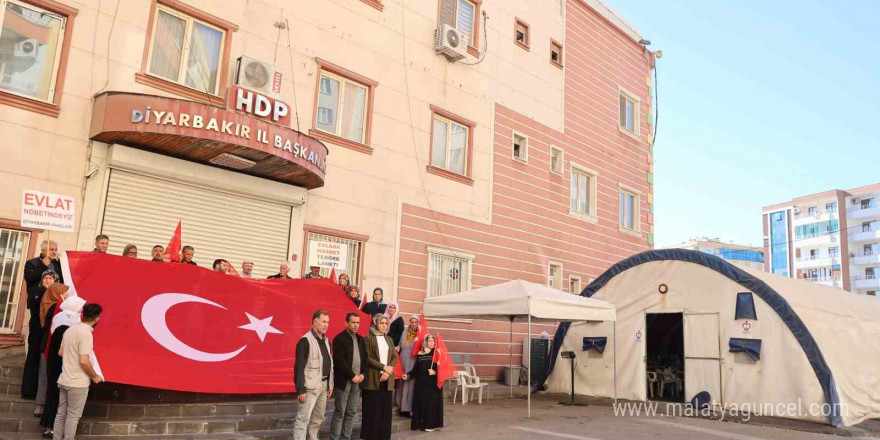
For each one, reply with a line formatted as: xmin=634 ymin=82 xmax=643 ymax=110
xmin=34 ymin=283 xmax=68 ymax=418
xmin=362 ymin=313 xmax=398 ymax=440
xmin=39 ymin=296 xmax=86 ymax=439
xmin=394 ymin=314 xmax=420 ymax=417
xmin=362 ymin=287 xmax=387 ymax=317
xmin=384 ymin=302 xmax=404 ymax=347
xmin=347 ymin=285 xmax=362 ymax=308
xmin=338 ymin=273 xmax=352 ymax=295
xmin=403 ymin=334 xmax=444 ymax=432
xmin=21 ymin=270 xmax=56 ymax=399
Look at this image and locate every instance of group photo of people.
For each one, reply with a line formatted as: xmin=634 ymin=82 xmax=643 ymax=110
xmin=20 ymin=234 xmax=447 ymax=440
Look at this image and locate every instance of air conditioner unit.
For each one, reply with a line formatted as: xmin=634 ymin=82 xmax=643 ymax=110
xmin=793 ymin=207 xmax=800 ymax=214
xmin=235 ymin=56 xmax=281 ymax=96
xmin=14 ymin=39 xmax=38 ymax=58
xmin=434 ymin=24 xmax=468 ymax=61
xmin=852 ymin=198 xmax=860 ymax=205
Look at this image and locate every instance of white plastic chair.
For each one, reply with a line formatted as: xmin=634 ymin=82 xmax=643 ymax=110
xmin=451 ymin=371 xmax=468 ymax=404
xmin=462 ymin=363 xmax=489 ymax=404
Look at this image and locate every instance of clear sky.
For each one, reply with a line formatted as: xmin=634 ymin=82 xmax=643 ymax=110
xmin=603 ymin=0 xmax=880 ymax=249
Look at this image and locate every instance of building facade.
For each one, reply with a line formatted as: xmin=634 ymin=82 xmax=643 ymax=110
xmin=673 ymin=237 xmax=764 ymax=271
xmin=762 ymin=184 xmax=880 ymax=297
xmin=0 ymin=0 xmax=655 ymax=376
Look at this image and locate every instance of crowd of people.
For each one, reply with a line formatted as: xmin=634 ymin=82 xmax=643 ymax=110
xmin=296 ymin=310 xmax=444 ymax=440
xmin=21 ymin=240 xmax=105 ymax=440
xmin=19 ymin=235 xmax=446 ymax=440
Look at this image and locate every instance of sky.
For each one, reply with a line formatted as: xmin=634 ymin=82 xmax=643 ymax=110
xmin=603 ymin=0 xmax=880 ymax=249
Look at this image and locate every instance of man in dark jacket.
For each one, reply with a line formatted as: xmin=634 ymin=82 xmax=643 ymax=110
xmin=23 ymin=240 xmax=63 ymax=290
xmin=267 ymin=263 xmax=292 ymax=279
xmin=330 ymin=312 xmax=368 ymax=440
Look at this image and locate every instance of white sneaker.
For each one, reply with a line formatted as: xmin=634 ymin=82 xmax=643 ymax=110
xmin=425 ymin=429 xmax=435 ymax=432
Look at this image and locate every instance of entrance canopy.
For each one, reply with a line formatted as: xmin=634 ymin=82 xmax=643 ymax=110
xmin=423 ymin=279 xmax=617 ymax=321
xmin=424 ymin=279 xmax=616 ymax=418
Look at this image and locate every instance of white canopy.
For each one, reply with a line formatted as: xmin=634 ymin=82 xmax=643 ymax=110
xmin=423 ymin=279 xmax=617 ymax=418
xmin=423 ymin=279 xmax=617 ymax=321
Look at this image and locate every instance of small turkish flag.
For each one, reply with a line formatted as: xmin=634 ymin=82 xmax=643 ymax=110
xmin=411 ymin=314 xmax=429 ymax=357
xmin=433 ymin=333 xmax=457 ymax=389
xmin=329 ymin=267 xmax=337 ymax=284
xmin=394 ymin=357 xmax=405 ymax=379
xmin=163 ymin=221 xmax=181 ymax=262
xmin=63 ymin=251 xmax=370 ymax=394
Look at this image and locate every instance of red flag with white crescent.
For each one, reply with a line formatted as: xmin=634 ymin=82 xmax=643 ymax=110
xmin=433 ymin=333 xmax=457 ymax=389
xmin=411 ymin=314 xmax=429 ymax=357
xmin=63 ymin=251 xmax=370 ymax=394
xmin=163 ymin=221 xmax=182 ymax=262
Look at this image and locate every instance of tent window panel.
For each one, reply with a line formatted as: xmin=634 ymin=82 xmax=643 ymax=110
xmin=428 ymin=252 xmax=471 ymax=298
xmin=729 ymin=338 xmax=761 ymax=361
xmin=735 ymin=292 xmax=757 ymax=320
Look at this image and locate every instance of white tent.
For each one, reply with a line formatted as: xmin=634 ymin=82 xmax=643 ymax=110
xmin=424 ymin=279 xmax=616 ymax=418
xmin=546 ymin=249 xmax=880 ymax=427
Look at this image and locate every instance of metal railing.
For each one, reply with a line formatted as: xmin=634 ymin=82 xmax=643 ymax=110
xmin=852 ymin=274 xmax=878 ymax=281
xmin=803 ymin=275 xmax=840 ymax=283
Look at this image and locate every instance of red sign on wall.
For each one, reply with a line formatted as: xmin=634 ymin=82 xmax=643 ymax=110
xmin=272 ymin=71 xmax=283 ymax=94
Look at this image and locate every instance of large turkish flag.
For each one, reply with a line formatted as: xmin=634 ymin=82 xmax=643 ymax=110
xmin=63 ymin=252 xmax=370 ymax=394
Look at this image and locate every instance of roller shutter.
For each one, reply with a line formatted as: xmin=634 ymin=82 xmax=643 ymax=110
xmin=100 ymin=169 xmax=291 ymax=278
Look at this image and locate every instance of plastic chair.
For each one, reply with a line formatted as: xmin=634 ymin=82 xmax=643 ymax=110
xmin=462 ymin=363 xmax=489 ymax=404
xmin=646 ymin=371 xmax=660 ymax=398
xmin=451 ymin=371 xmax=468 ymax=404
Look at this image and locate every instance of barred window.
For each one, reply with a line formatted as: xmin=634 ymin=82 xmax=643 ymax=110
xmin=306 ymin=232 xmax=363 ymax=283
xmin=428 ymin=250 xmax=473 ymax=298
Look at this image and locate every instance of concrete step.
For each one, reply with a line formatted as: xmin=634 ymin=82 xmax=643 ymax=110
xmin=0 ymin=366 xmax=24 ymax=382
xmin=0 ymin=432 xmax=257 ymax=440
xmin=89 ymin=384 xmax=298 ymax=405
xmin=0 ymin=379 xmax=22 ymax=398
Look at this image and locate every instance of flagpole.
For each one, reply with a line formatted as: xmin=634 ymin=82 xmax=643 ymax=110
xmin=527 ymin=313 xmax=531 ymax=419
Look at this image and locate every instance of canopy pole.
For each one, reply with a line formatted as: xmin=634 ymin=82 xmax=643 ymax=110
xmin=509 ymin=316 xmax=514 ymax=399
xmin=527 ymin=314 xmax=531 ymax=419
xmin=613 ymin=320 xmax=617 ymax=405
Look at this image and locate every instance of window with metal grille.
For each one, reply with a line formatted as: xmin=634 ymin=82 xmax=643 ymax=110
xmin=428 ymin=251 xmax=472 ymax=298
xmin=306 ymin=232 xmax=363 ymax=283
xmin=0 ymin=228 xmax=30 ymax=330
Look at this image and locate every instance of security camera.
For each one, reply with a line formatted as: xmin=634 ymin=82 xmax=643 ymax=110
xmin=85 ymin=166 xmax=99 ymax=178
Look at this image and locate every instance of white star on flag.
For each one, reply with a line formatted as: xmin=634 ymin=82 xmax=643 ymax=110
xmin=238 ymin=313 xmax=283 ymax=342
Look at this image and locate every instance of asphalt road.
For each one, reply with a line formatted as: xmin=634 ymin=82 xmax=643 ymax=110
xmin=397 ymin=396 xmax=879 ymax=440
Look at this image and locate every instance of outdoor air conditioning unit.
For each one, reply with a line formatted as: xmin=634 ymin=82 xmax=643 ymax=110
xmin=852 ymin=198 xmax=860 ymax=205
xmin=14 ymin=39 xmax=38 ymax=58
xmin=435 ymin=24 xmax=468 ymax=61
xmin=793 ymin=207 xmax=800 ymax=214
xmin=235 ymin=56 xmax=280 ymax=96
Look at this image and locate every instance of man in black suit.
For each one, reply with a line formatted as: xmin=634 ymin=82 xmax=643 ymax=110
xmin=329 ymin=312 xmax=368 ymax=440
xmin=23 ymin=240 xmax=63 ymax=290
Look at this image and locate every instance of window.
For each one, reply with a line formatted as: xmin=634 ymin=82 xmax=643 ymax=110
xmin=304 ymin=229 xmax=366 ymax=286
xmin=437 ymin=0 xmax=480 ymax=53
xmin=512 ymin=132 xmax=528 ymax=161
xmin=807 ymin=206 xmax=818 ymax=216
xmin=826 ymin=202 xmax=837 ymax=213
xmin=619 ymin=88 xmax=640 ymax=137
xmin=550 ymin=40 xmax=563 ymax=67
xmin=770 ymin=211 xmax=789 ymax=277
xmin=514 ymin=18 xmax=529 ymax=50
xmin=619 ymin=187 xmax=639 ymax=231
xmin=865 ymin=244 xmax=874 ymax=256
xmin=0 ymin=0 xmax=76 ymax=116
xmin=569 ymin=276 xmax=581 ymax=295
xmin=310 ymin=59 xmax=377 ymax=153
xmin=550 ymin=146 xmax=563 ymax=174
xmin=869 ymin=291 xmax=877 ymax=297
xmin=146 ymin=5 xmax=225 ymax=95
xmin=548 ymin=263 xmax=562 ymax=289
xmin=428 ymin=105 xmax=474 ymax=184
xmin=570 ymin=164 xmax=597 ymax=218
xmin=829 ymin=246 xmax=839 ymax=258
xmin=428 ymin=248 xmax=474 ymax=298
xmin=0 ymin=227 xmax=30 ymax=330
xmin=864 ymin=222 xmax=872 ymax=232
xmin=867 ymin=267 xmax=876 ymax=279
xmin=862 ymin=198 xmax=875 ymax=209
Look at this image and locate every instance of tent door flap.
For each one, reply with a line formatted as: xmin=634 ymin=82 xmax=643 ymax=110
xmin=683 ymin=312 xmax=722 ymax=406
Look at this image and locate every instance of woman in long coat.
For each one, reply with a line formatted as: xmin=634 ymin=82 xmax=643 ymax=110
xmin=361 ymin=288 xmax=387 ymax=317
xmin=394 ymin=314 xmax=420 ymax=416
xmin=34 ymin=283 xmax=67 ymax=419
xmin=362 ymin=313 xmax=398 ymax=440
xmin=404 ymin=334 xmax=444 ymax=431
xmin=21 ymin=270 xmax=56 ymax=399
xmin=385 ymin=302 xmax=404 ymax=347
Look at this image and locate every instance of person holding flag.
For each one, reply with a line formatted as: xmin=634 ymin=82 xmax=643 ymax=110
xmin=402 ymin=334 xmax=445 ymax=431
xmin=394 ymin=314 xmax=420 ymax=417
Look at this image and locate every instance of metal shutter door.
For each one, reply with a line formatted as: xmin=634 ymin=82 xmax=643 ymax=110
xmin=101 ymin=169 xmax=291 ymax=278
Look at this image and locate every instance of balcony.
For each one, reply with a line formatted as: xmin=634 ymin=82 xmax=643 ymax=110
xmin=851 ymin=274 xmax=880 ymax=289
xmin=795 ymin=232 xmax=838 ymax=247
xmin=802 ymin=275 xmax=842 ymax=288
xmin=851 ymin=251 xmax=880 ymax=265
xmin=850 ymin=226 xmax=880 ymax=243
xmin=794 ymin=255 xmax=836 ymax=269
xmin=793 ymin=210 xmax=836 ymax=225
xmin=848 ymin=203 xmax=880 ymax=221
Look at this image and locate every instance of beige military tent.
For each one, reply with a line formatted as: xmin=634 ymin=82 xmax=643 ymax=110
xmin=546 ymin=249 xmax=880 ymax=427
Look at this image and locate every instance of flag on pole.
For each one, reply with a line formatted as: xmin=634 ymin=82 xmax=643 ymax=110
xmin=394 ymin=356 xmax=405 ymax=379
xmin=329 ymin=267 xmax=337 ymax=285
xmin=433 ymin=333 xmax=456 ymax=389
xmin=411 ymin=314 xmax=429 ymax=357
xmin=358 ymin=293 xmax=367 ymax=311
xmin=163 ymin=221 xmax=182 ymax=262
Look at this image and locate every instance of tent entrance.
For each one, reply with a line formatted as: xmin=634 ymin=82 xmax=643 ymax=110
xmin=645 ymin=312 xmax=685 ymax=402
xmin=683 ymin=312 xmax=722 ymax=406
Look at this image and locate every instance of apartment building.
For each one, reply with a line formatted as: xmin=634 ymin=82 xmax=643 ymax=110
xmin=674 ymin=237 xmax=765 ymax=271
xmin=0 ymin=0 xmax=655 ymax=375
xmin=762 ymin=184 xmax=880 ymax=296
